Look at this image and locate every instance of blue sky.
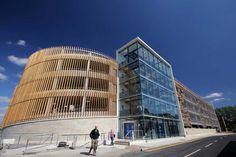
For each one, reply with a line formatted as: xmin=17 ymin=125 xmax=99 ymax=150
xmin=0 ymin=0 xmax=236 ymax=121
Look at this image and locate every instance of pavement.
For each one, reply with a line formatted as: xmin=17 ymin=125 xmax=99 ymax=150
xmin=0 ymin=133 xmax=235 ymax=157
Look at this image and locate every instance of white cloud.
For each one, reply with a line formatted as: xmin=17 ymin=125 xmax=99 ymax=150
xmin=0 ymin=66 xmax=7 ymax=80
xmin=16 ymin=73 xmax=22 ymax=78
xmin=8 ymin=55 xmax=28 ymax=66
xmin=211 ymin=98 xmax=225 ymax=102
xmin=204 ymin=92 xmax=223 ymax=99
xmin=6 ymin=41 xmax=13 ymax=45
xmin=0 ymin=99 xmax=9 ymax=121
xmin=16 ymin=40 xmax=26 ymax=47
xmin=0 ymin=96 xmax=10 ymax=103
xmin=6 ymin=40 xmax=27 ymax=47
xmin=0 ymin=105 xmax=8 ymax=121
xmin=0 ymin=73 xmax=8 ymax=80
xmin=0 ymin=65 xmax=5 ymax=72
xmin=0 ymin=113 xmax=6 ymax=118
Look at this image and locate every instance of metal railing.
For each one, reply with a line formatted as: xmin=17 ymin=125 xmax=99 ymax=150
xmin=60 ymin=133 xmax=107 ymax=148
xmin=45 ymin=46 xmax=115 ymax=61
xmin=1 ymin=133 xmax=57 ymax=149
xmin=1 ymin=131 xmax=113 ymax=155
xmin=23 ymin=133 xmax=57 ymax=154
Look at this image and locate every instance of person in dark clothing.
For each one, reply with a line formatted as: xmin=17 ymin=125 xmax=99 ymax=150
xmin=108 ymin=129 xmax=115 ymax=145
xmin=89 ymin=126 xmax=100 ymax=156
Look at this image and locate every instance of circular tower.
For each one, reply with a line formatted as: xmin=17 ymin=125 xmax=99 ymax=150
xmin=2 ymin=47 xmax=118 ymax=137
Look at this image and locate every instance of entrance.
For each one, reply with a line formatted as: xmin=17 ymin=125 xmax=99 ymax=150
xmin=124 ymin=122 xmax=134 ymax=139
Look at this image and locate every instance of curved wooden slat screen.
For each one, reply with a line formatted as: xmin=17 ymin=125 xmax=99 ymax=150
xmin=2 ymin=47 xmax=118 ymax=128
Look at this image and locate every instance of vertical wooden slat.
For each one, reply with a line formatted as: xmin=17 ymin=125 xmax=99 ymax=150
xmin=2 ymin=47 xmax=119 ymax=129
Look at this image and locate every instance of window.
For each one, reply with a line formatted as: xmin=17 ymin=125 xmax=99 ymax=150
xmin=154 ymin=57 xmax=159 ymax=69
xmin=144 ymin=49 xmax=149 ymax=62
xmin=118 ymin=49 xmax=127 ymax=64
xmin=139 ymin=61 xmax=145 ymax=77
xmin=148 ymin=52 xmax=154 ymax=64
xmin=141 ymin=77 xmax=147 ymax=94
xmin=138 ymin=47 xmax=144 ymax=59
xmin=128 ymin=43 xmax=138 ymax=52
xmin=161 ymin=103 xmax=167 ymax=117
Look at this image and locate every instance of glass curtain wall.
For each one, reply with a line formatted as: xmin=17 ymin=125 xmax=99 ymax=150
xmin=118 ymin=39 xmax=182 ymax=139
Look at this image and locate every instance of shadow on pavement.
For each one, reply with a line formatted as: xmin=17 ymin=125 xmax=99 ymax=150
xmin=80 ymin=152 xmax=90 ymax=155
xmin=217 ymin=141 xmax=236 ymax=157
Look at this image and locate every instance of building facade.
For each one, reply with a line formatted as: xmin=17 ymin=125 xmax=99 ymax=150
xmin=2 ymin=47 xmax=118 ymax=137
xmin=1 ymin=38 xmax=221 ymax=140
xmin=117 ymin=37 xmax=185 ymax=139
xmin=175 ymin=80 xmax=220 ymax=130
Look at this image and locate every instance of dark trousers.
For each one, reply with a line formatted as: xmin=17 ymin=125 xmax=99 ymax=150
xmin=89 ymin=139 xmax=98 ymax=154
xmin=111 ymin=137 xmax=114 ymax=145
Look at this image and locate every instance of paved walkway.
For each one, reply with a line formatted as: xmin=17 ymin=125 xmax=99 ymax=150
xmin=0 ymin=133 xmax=232 ymax=157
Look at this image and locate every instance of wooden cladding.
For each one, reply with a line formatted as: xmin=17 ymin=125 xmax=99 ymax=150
xmin=50 ymin=96 xmax=83 ymax=114
xmin=44 ymin=60 xmax=59 ymax=72
xmin=175 ymin=80 xmax=219 ymax=129
xmin=88 ymin=78 xmax=109 ymax=91
xmin=2 ymin=47 xmax=118 ymax=127
xmin=85 ymin=97 xmax=108 ymax=112
xmin=56 ymin=76 xmax=85 ymax=90
xmin=61 ymin=59 xmax=88 ymax=71
xmin=90 ymin=61 xmax=110 ymax=74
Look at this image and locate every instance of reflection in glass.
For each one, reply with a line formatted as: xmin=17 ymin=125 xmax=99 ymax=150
xmin=118 ymin=40 xmax=181 ymax=139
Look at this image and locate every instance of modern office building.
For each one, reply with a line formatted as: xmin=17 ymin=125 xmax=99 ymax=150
xmin=175 ymin=80 xmax=220 ymax=131
xmin=2 ymin=47 xmax=118 ymax=137
xmin=117 ymin=37 xmax=185 ymax=139
xmin=1 ymin=37 xmax=221 ymax=141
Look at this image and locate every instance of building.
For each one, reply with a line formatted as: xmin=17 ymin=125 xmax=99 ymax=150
xmin=2 ymin=47 xmax=118 ymax=138
xmin=117 ymin=37 xmax=185 ymax=139
xmin=175 ymin=80 xmax=220 ymax=134
xmin=1 ymin=37 xmax=221 ymax=141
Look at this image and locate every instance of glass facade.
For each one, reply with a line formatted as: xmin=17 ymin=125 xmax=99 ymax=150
xmin=117 ymin=38 xmax=184 ymax=139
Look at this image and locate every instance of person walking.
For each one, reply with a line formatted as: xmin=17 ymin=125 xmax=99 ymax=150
xmin=88 ymin=125 xmax=100 ymax=156
xmin=108 ymin=129 xmax=115 ymax=145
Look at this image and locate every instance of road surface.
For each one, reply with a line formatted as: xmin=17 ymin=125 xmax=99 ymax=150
xmin=122 ymin=134 xmax=236 ymax=157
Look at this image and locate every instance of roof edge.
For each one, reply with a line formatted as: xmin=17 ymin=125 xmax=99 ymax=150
xmin=116 ymin=37 xmax=171 ymax=67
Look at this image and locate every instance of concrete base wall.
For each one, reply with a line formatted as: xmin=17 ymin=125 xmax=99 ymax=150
xmin=2 ymin=117 xmax=117 ymax=141
xmin=185 ymin=128 xmax=216 ymax=136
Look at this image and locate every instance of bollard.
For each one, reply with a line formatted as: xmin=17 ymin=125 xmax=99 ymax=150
xmin=17 ymin=136 xmax=21 ymax=148
xmin=25 ymin=139 xmax=29 ymax=152
xmin=50 ymin=133 xmax=53 ymax=144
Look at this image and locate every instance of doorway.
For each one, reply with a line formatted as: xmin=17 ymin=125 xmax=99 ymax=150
xmin=124 ymin=122 xmax=134 ymax=139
